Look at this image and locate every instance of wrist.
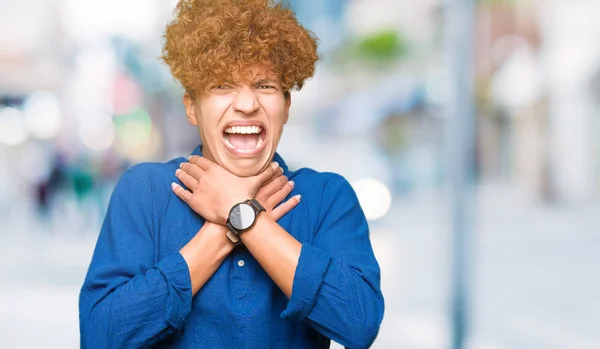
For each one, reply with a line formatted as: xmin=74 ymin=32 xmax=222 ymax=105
xmin=221 ymin=197 xmax=243 ymax=225
xmin=203 ymin=222 xmax=235 ymax=253
xmin=238 ymin=209 xmax=266 ymax=241
xmin=180 ymin=222 xmax=234 ymax=266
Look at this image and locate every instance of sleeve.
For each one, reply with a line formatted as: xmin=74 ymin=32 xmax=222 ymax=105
xmin=79 ymin=167 xmax=192 ymax=349
xmin=280 ymin=174 xmax=385 ymax=349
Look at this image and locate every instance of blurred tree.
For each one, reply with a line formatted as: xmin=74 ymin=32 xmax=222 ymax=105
xmin=354 ymin=29 xmax=409 ymax=62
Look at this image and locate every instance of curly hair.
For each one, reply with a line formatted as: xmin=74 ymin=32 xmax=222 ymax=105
xmin=161 ymin=0 xmax=319 ymax=94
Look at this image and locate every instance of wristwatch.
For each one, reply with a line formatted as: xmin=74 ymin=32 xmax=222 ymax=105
xmin=225 ymin=199 xmax=266 ymax=243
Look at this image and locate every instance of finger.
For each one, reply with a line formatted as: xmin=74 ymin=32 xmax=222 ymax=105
xmin=266 ymin=180 xmax=294 ymax=208
xmin=171 ymin=182 xmax=193 ymax=203
xmin=271 ymin=194 xmax=301 ymax=221
xmin=255 ymin=162 xmax=280 ymax=186
xmin=175 ymin=168 xmax=199 ymax=191
xmin=260 ymin=166 xmax=284 ymax=188
xmin=189 ymin=156 xmax=212 ymax=171
xmin=256 ymin=174 xmax=287 ymax=202
xmin=179 ymin=162 xmax=204 ymax=181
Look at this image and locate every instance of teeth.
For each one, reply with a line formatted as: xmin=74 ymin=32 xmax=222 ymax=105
xmin=225 ymin=125 xmax=262 ymax=134
xmin=224 ymin=135 xmax=234 ymax=148
xmin=256 ymin=136 xmax=263 ymax=149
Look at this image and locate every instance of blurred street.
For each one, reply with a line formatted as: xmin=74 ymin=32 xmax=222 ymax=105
xmin=1 ymin=181 xmax=598 ymax=349
xmin=2 ymin=0 xmax=600 ymax=348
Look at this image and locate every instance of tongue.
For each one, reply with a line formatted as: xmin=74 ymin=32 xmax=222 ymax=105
xmin=227 ymin=134 xmax=259 ymax=149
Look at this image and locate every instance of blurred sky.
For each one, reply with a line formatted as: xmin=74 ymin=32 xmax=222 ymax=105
xmin=0 ymin=0 xmax=599 ymax=348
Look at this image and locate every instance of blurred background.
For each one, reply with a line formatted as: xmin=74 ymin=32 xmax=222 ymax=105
xmin=1 ymin=0 xmax=599 ymax=348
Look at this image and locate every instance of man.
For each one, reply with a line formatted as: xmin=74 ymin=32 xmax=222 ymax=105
xmin=79 ymin=0 xmax=384 ymax=348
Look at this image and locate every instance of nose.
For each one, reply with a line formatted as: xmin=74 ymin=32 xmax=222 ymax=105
xmin=232 ymin=86 xmax=259 ymax=116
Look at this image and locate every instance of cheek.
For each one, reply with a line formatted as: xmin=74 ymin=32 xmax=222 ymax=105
xmin=273 ymin=109 xmax=287 ymax=134
xmin=198 ymin=100 xmax=230 ymax=136
xmin=264 ymin=101 xmax=287 ymax=136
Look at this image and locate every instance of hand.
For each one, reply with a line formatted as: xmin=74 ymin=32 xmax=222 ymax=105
xmin=171 ymin=156 xmax=280 ymax=224
xmin=255 ymin=168 xmax=301 ymax=221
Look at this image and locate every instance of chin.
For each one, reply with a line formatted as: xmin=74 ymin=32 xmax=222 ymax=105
xmin=222 ymin=155 xmax=270 ymax=178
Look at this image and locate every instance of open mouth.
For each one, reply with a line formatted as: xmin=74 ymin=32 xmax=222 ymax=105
xmin=222 ymin=125 xmax=267 ymax=155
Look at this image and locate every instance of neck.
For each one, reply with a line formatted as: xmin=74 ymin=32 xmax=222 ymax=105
xmin=200 ymin=144 xmax=216 ymax=162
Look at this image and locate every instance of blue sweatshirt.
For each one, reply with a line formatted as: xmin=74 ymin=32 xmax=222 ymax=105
xmin=79 ymin=145 xmax=384 ymax=348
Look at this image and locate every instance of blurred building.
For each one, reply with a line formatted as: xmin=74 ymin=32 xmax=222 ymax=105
xmin=475 ymin=0 xmax=600 ymax=202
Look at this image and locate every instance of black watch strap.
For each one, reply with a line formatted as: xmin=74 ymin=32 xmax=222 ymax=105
xmin=246 ymin=198 xmax=266 ymax=214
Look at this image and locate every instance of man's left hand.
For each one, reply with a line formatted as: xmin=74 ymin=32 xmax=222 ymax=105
xmin=172 ymin=156 xmax=279 ymax=224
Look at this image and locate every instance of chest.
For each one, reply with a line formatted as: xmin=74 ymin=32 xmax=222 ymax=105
xmin=154 ymin=199 xmax=316 ymax=347
xmin=156 ymin=194 xmax=314 ymax=303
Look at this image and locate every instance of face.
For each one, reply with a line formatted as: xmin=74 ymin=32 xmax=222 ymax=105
xmin=183 ymin=64 xmax=291 ymax=177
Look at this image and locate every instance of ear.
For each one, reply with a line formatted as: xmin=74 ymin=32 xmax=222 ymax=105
xmin=183 ymin=91 xmax=199 ymax=126
xmin=283 ymin=92 xmax=291 ymax=125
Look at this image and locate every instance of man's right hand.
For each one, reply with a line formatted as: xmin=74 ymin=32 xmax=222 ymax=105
xmin=254 ymin=167 xmax=301 ymax=221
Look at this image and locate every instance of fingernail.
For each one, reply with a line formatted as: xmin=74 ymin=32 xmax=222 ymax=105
xmin=180 ymin=162 xmax=185 ymax=169
xmin=295 ymin=194 xmax=301 ymax=201
xmin=288 ymin=180 xmax=294 ymax=188
xmin=279 ymin=167 xmax=284 ymax=174
xmin=271 ymin=162 xmax=279 ymax=170
xmin=176 ymin=169 xmax=182 ymax=175
xmin=171 ymin=182 xmax=178 ymax=188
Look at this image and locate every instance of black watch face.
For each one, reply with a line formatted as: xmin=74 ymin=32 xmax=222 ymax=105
xmin=229 ymin=203 xmax=256 ymax=230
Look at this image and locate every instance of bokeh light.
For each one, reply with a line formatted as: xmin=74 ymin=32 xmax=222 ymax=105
xmin=0 ymin=107 xmax=29 ymax=146
xmin=351 ymin=178 xmax=392 ymax=221
xmin=114 ymin=108 xmax=159 ymax=160
xmin=23 ymin=92 xmax=63 ymax=140
xmin=79 ymin=116 xmax=116 ymax=151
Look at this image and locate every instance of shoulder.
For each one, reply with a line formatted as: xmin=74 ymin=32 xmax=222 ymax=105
xmin=124 ymin=157 xmax=184 ymax=181
xmin=289 ymin=167 xmax=354 ymax=195
xmin=287 ymin=167 xmax=366 ymax=238
xmin=287 ymin=167 xmax=358 ymax=213
xmin=112 ymin=156 xmax=186 ymax=199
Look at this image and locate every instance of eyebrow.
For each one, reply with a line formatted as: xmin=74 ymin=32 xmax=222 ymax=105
xmin=253 ymin=79 xmax=278 ymax=85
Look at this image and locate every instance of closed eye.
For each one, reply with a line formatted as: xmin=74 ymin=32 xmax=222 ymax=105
xmin=256 ymin=85 xmax=276 ymax=90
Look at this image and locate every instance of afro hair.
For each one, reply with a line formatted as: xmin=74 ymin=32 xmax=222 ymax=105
xmin=161 ymin=0 xmax=319 ymax=93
